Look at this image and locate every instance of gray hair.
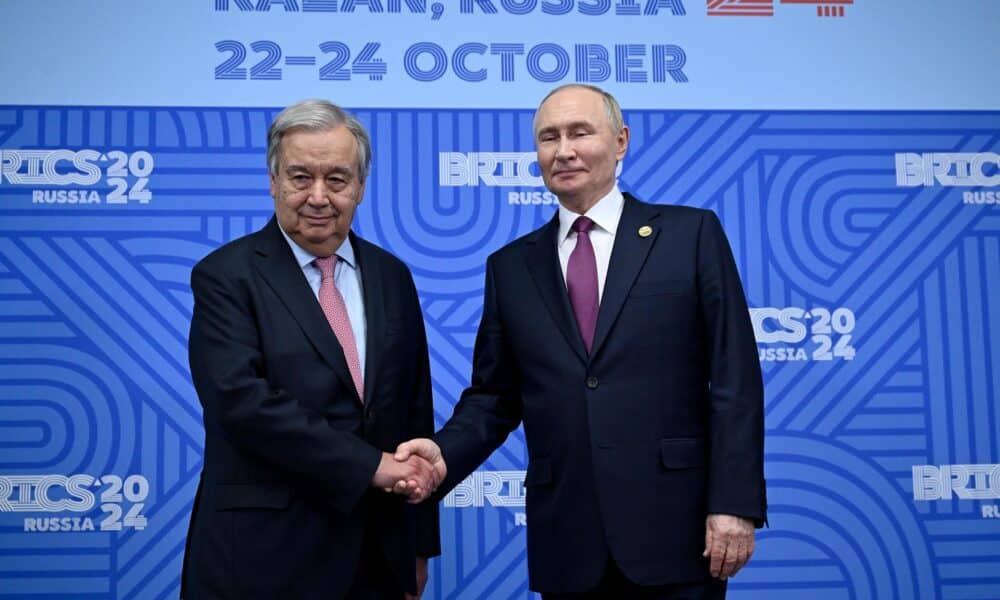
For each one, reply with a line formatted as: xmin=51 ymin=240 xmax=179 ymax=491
xmin=266 ymin=99 xmax=372 ymax=182
xmin=533 ymin=84 xmax=625 ymax=135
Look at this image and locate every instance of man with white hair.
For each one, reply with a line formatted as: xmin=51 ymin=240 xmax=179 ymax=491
xmin=183 ymin=99 xmax=440 ymax=599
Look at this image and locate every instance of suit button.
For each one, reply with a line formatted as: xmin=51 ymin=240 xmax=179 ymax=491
xmin=366 ymin=412 xmax=375 ymax=424
xmin=586 ymin=376 xmax=599 ymax=389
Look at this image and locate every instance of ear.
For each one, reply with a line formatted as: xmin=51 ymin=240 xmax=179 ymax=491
xmin=356 ymin=179 xmax=366 ymax=205
xmin=615 ymin=125 xmax=630 ymax=162
xmin=269 ymin=170 xmax=279 ymax=200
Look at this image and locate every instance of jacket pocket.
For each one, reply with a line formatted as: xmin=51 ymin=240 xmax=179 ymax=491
xmin=524 ymin=458 xmax=552 ymax=486
xmin=660 ymin=438 xmax=706 ymax=470
xmin=214 ymin=483 xmax=291 ymax=510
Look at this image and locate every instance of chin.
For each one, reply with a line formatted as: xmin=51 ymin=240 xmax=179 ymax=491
xmin=302 ymin=220 xmax=334 ymax=234
xmin=307 ymin=231 xmax=336 ymax=242
xmin=551 ymin=185 xmax=583 ymax=198
xmin=316 ymin=231 xmax=347 ymax=245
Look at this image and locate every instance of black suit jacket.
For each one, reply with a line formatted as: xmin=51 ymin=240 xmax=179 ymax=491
xmin=182 ymin=218 xmax=440 ymax=599
xmin=435 ymin=194 xmax=765 ymax=593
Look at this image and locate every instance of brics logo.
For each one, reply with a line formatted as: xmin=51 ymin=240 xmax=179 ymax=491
xmin=0 ymin=149 xmax=156 ymax=205
xmin=0 ymin=474 xmax=150 ymax=532
xmin=895 ymin=152 xmax=1000 ymax=206
xmin=707 ymin=0 xmax=854 ymax=18
xmin=444 ymin=470 xmax=526 ymax=508
xmin=439 ymin=152 xmax=542 ymax=187
xmin=444 ymin=470 xmax=528 ymax=525
xmin=912 ymin=464 xmax=1000 ymax=519
xmin=895 ymin=152 xmax=1000 ymax=187
xmin=750 ymin=306 xmax=857 ymax=362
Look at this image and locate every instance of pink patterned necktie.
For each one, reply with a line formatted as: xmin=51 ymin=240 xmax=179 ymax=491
xmin=315 ymin=255 xmax=364 ymax=402
xmin=567 ymin=216 xmax=599 ymax=354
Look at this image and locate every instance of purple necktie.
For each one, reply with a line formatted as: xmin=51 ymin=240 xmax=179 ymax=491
xmin=567 ymin=216 xmax=599 ymax=353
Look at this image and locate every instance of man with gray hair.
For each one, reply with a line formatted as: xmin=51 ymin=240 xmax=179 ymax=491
xmin=182 ymin=99 xmax=440 ymax=599
xmin=396 ymin=84 xmax=766 ymax=598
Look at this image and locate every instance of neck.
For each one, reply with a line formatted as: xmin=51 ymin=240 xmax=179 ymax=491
xmin=298 ymin=235 xmax=347 ymax=259
xmin=558 ymin=182 xmax=614 ymax=215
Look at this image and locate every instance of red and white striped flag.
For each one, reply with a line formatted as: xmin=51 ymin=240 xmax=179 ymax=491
xmin=706 ymin=0 xmax=774 ymax=16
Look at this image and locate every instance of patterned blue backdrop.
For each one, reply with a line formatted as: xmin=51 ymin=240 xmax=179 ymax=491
xmin=1 ymin=1 xmax=999 ymax=598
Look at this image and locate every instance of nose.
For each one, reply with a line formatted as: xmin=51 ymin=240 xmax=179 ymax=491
xmin=306 ymin=179 xmax=329 ymax=206
xmin=555 ymin=136 xmax=576 ymax=161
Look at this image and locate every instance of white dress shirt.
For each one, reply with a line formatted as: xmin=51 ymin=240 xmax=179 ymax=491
xmin=278 ymin=225 xmax=367 ymax=377
xmin=557 ymin=185 xmax=625 ymax=303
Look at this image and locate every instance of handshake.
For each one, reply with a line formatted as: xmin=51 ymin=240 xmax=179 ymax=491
xmin=371 ymin=439 xmax=447 ymax=503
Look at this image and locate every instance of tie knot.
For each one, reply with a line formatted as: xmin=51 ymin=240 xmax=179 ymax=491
xmin=572 ymin=216 xmax=595 ymax=234
xmin=315 ymin=255 xmax=338 ymax=279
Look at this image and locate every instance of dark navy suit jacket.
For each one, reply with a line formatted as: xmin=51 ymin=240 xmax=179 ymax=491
xmin=435 ymin=194 xmax=766 ymax=594
xmin=182 ymin=218 xmax=439 ymax=599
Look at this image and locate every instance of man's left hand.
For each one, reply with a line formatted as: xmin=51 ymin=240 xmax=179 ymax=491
xmin=405 ymin=557 xmax=428 ymax=600
xmin=702 ymin=513 xmax=755 ymax=579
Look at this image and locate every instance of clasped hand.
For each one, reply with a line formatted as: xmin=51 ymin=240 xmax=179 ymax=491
xmin=371 ymin=439 xmax=448 ymax=503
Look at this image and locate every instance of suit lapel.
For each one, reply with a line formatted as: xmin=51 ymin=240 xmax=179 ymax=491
xmin=526 ymin=213 xmax=588 ymax=363
xmin=352 ymin=233 xmax=387 ymax=409
xmin=253 ymin=218 xmax=362 ymax=404
xmin=590 ymin=194 xmax=661 ymax=359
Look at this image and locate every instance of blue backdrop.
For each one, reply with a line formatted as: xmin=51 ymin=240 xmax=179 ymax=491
xmin=1 ymin=1 xmax=999 ymax=598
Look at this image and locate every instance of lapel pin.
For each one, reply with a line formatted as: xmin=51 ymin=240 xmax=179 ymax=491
xmin=638 ymin=225 xmax=652 ymax=238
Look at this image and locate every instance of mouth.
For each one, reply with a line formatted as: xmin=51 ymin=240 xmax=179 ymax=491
xmin=302 ymin=214 xmax=335 ymax=226
xmin=552 ymin=168 xmax=585 ymax=179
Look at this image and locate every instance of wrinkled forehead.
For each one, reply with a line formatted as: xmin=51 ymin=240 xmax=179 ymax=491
xmin=279 ymin=126 xmax=358 ymax=164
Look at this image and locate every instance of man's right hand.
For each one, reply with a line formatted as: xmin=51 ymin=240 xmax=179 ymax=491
xmin=371 ymin=452 xmax=438 ymax=501
xmin=393 ymin=439 xmax=448 ymax=503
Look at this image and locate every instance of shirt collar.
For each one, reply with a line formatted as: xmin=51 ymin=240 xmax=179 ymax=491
xmin=277 ymin=222 xmax=357 ymax=270
xmin=557 ymin=184 xmax=624 ymax=246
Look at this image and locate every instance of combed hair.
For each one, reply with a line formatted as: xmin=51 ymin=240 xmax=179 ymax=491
xmin=532 ymin=84 xmax=625 ymax=135
xmin=266 ymin=99 xmax=372 ymax=182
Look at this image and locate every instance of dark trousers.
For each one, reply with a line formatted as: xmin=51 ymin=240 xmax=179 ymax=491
xmin=542 ymin=558 xmax=727 ymax=600
xmin=345 ymin=533 xmax=405 ymax=600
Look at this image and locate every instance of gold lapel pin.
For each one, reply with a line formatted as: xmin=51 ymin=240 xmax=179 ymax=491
xmin=638 ymin=225 xmax=653 ymax=238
